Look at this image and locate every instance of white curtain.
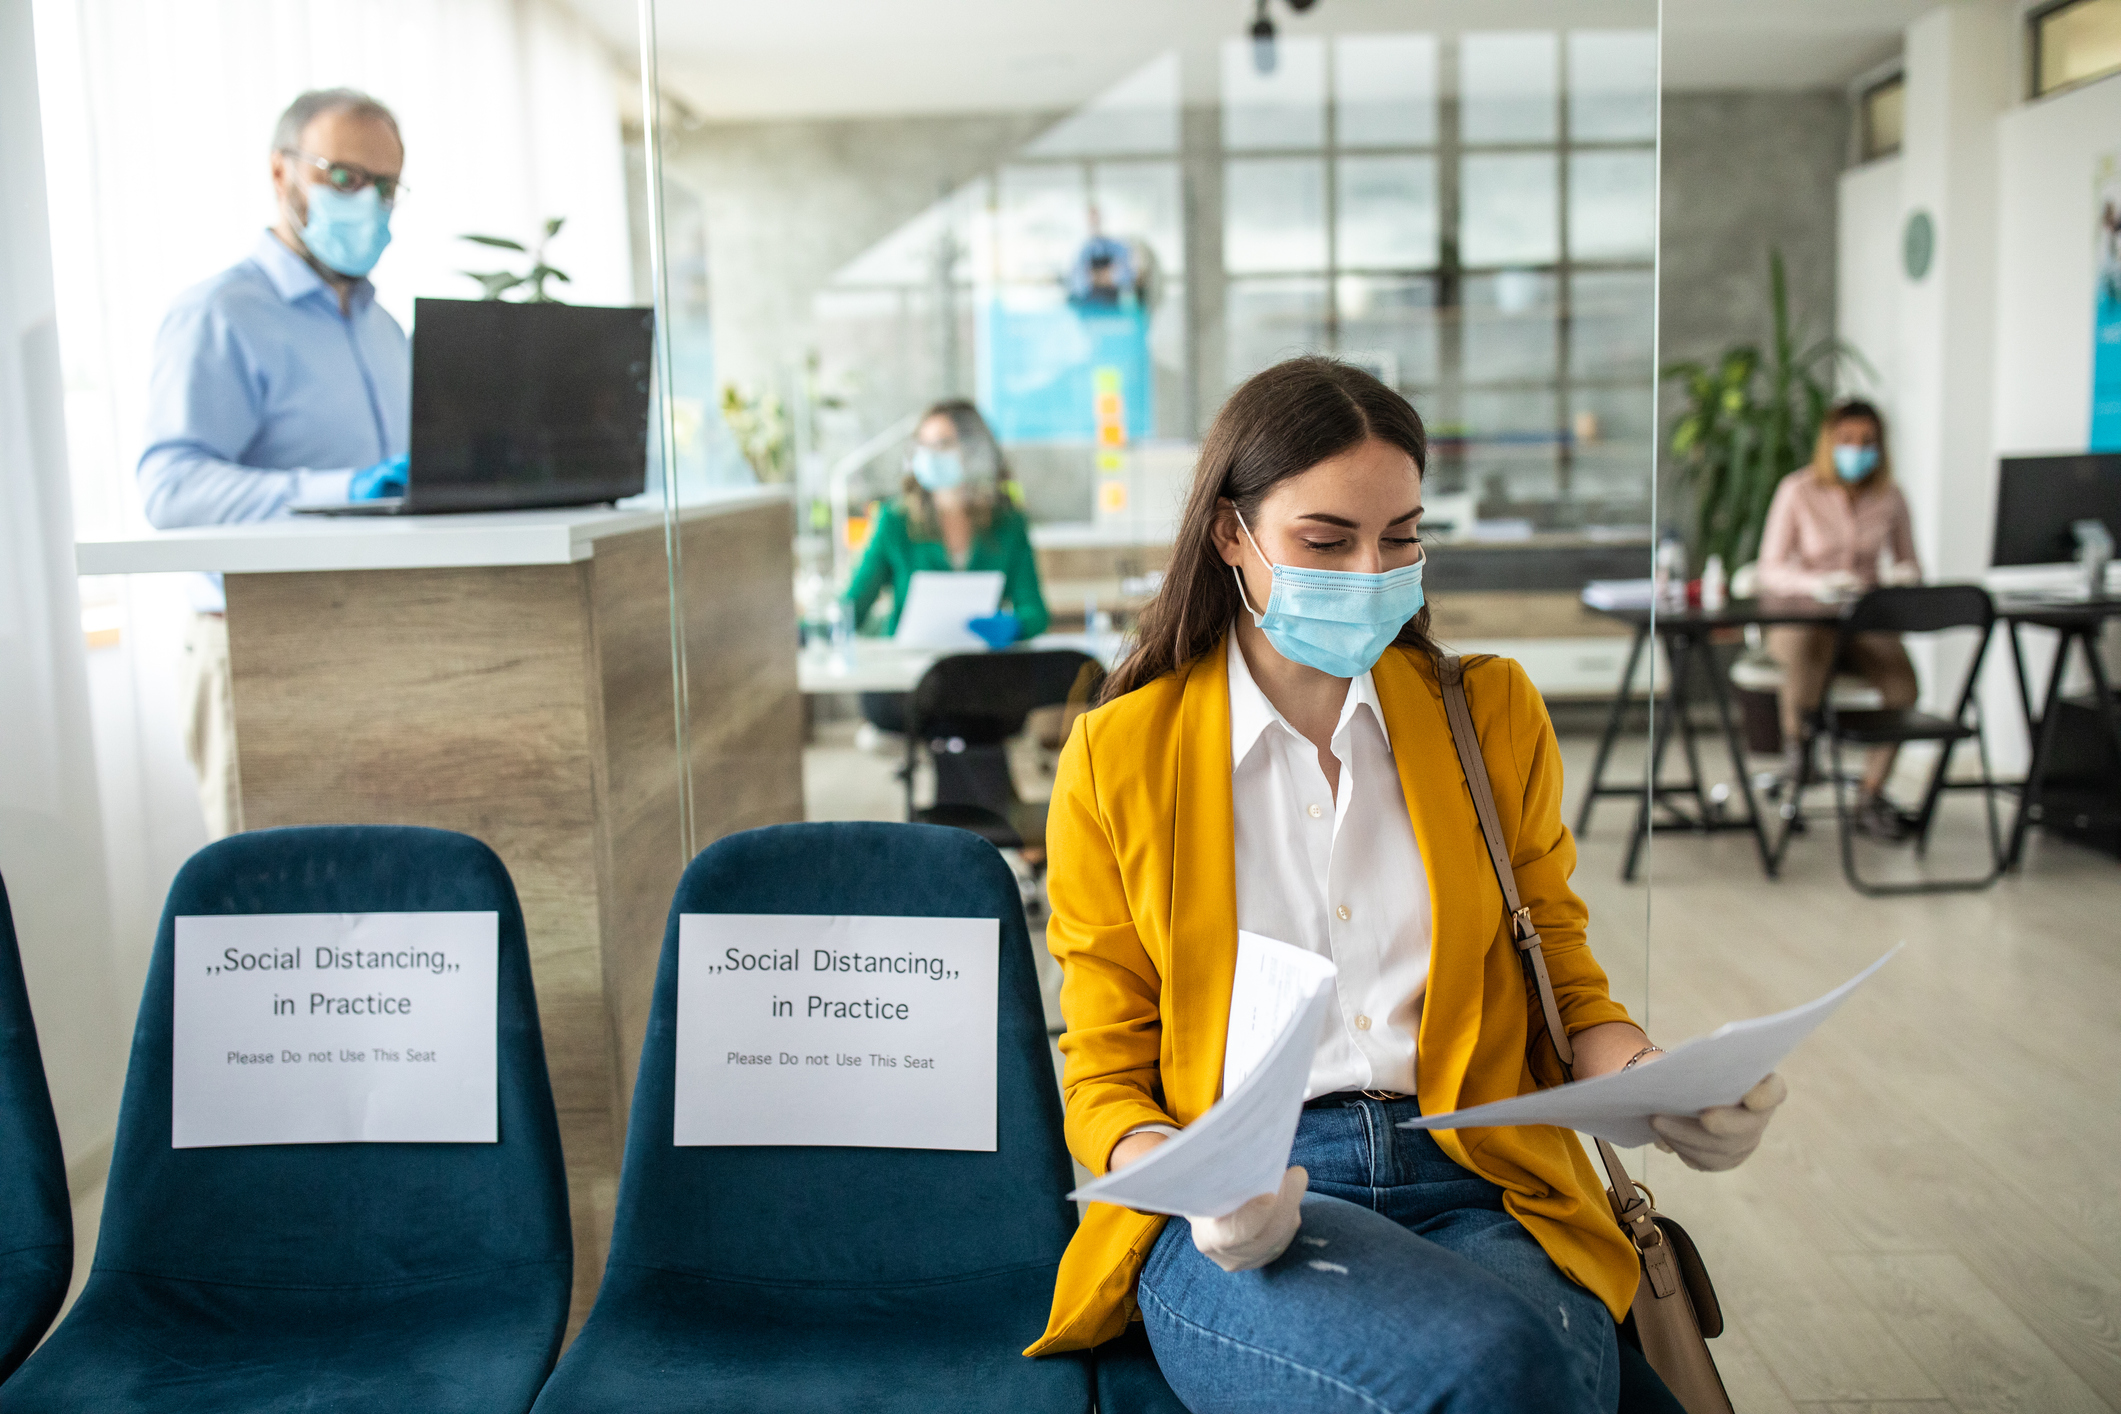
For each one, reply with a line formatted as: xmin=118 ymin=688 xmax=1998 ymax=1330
xmin=3 ymin=0 xmax=126 ymax=1177
xmin=30 ymin=0 xmax=637 ymax=1009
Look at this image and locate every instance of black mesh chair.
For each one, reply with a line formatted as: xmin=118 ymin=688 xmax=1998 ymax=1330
xmin=1772 ymin=585 xmax=2004 ymax=895
xmin=902 ymin=649 xmax=1103 ymax=854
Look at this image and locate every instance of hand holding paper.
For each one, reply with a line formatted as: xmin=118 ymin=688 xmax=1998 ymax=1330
xmin=1070 ymin=933 xmax=1334 ymax=1219
xmin=1400 ymin=947 xmax=1896 ymax=1148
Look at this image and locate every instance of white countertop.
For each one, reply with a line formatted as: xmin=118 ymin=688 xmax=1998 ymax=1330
xmin=75 ymin=486 xmax=791 ymax=575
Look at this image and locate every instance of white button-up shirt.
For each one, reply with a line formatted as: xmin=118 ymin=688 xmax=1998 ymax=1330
xmin=1227 ymin=635 xmax=1431 ymax=1099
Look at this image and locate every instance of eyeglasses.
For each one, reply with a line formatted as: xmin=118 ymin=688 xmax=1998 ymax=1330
xmin=281 ymin=150 xmax=405 ymax=206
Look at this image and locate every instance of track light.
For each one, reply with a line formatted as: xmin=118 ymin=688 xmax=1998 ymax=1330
xmin=1251 ymin=0 xmax=1277 ymax=75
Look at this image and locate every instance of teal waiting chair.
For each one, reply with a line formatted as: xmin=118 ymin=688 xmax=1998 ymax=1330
xmin=529 ymin=822 xmax=1091 ymax=1414
xmin=0 ymin=872 xmax=70 ymax=1381
xmin=0 ymin=826 xmax=571 ymax=1412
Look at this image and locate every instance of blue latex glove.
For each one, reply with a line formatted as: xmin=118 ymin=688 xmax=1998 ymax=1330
xmin=348 ymin=453 xmax=410 ymax=500
xmin=967 ymin=612 xmax=1022 ymax=650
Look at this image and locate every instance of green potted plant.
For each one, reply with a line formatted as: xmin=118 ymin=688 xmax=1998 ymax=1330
xmin=1663 ymin=250 xmax=1871 ymax=574
xmin=459 ymin=217 xmax=570 ymax=302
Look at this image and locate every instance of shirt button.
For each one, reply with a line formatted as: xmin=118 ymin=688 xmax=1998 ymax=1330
xmin=1307 ymin=803 xmax=1323 ymax=819
xmin=1335 ymin=904 xmax=1351 ymax=921
xmin=1355 ymin=1014 xmax=1372 ymax=1031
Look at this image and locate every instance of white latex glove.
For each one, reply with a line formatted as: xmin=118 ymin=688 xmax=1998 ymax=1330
xmin=1810 ymin=570 xmax=1863 ymax=602
xmin=1881 ymin=559 xmax=1922 ymax=587
xmin=1648 ymin=1073 xmax=1787 ymax=1172
xmin=1189 ymin=1166 xmax=1308 ymax=1272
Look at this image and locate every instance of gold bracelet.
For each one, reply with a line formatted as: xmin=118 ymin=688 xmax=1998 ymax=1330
xmin=1622 ymin=1044 xmax=1664 ymax=1070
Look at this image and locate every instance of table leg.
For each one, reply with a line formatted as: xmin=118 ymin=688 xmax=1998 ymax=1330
xmin=1699 ymin=628 xmax=1776 ymax=876
xmin=1576 ymin=624 xmax=1649 ymax=837
xmin=2007 ymin=625 xmax=2077 ymax=869
xmin=2079 ymin=623 xmax=2121 ymax=775
xmin=2007 ymin=620 xmax=2036 ymax=731
xmin=1671 ymin=635 xmax=1714 ymax=825
xmin=1623 ymin=631 xmax=1686 ymax=883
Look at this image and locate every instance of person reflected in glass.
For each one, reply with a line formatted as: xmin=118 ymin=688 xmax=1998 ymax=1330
xmin=138 ymin=88 xmax=413 ymax=840
xmin=1026 ymin=358 xmax=1785 ymax=1412
xmin=842 ymin=400 xmax=1049 ymax=739
xmin=1756 ymin=398 xmax=1922 ymax=840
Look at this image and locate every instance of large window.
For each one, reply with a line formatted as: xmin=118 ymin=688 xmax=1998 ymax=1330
xmin=1219 ymin=29 xmax=1657 ymax=531
xmin=2033 ymin=0 xmax=2121 ymax=98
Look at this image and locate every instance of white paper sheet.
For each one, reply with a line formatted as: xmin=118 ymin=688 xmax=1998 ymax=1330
xmin=674 ymin=914 xmax=999 ymax=1150
xmin=1400 ymin=945 xmax=1900 ymax=1147
xmin=892 ymin=570 xmax=1005 ymax=648
xmin=172 ymin=912 xmax=499 ymax=1147
xmin=1072 ymin=933 xmax=1336 ymax=1218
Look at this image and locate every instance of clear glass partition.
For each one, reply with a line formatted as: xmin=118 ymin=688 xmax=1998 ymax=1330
xmin=633 ymin=0 xmax=1662 ymax=1035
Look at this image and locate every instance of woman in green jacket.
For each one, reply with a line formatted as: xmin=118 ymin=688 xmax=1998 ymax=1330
xmin=844 ymin=399 xmax=1049 ymax=733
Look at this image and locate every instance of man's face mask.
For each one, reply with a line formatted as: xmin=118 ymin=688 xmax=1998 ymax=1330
xmin=296 ymin=182 xmax=393 ymax=279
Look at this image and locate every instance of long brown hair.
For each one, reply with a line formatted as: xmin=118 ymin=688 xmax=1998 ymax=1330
xmin=1809 ymin=397 xmax=1893 ymax=492
xmin=901 ymin=398 xmax=1017 ymax=538
xmin=1100 ymin=357 xmax=1435 ymax=702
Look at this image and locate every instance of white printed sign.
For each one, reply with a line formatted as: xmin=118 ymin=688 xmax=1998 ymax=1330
xmin=172 ymin=912 xmax=499 ymax=1148
xmin=674 ymin=914 xmax=998 ymax=1150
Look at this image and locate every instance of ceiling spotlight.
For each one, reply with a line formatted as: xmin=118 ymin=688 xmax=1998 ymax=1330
xmin=1251 ymin=0 xmax=1277 ymax=75
xmin=1286 ymin=0 xmax=1318 ymax=10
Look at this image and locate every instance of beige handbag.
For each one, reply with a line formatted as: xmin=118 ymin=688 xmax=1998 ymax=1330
xmin=1436 ymin=654 xmax=1736 ymax=1414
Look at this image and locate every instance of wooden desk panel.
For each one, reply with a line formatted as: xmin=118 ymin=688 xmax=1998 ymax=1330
xmin=223 ymin=503 xmax=801 ymax=1333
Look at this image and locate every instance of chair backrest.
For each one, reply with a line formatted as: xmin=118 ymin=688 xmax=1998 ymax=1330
xmin=0 ymin=871 xmax=71 ymax=1380
xmin=909 ymin=649 xmax=1103 ymax=744
xmin=92 ymin=826 xmax=570 ymax=1292
xmin=1842 ymin=584 xmax=1994 ymax=636
xmin=605 ymin=822 xmax=1076 ymax=1319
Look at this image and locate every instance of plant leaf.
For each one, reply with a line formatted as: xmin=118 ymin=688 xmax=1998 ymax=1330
xmin=545 ymin=216 xmax=565 ymax=237
xmin=461 ymin=234 xmax=528 ymax=251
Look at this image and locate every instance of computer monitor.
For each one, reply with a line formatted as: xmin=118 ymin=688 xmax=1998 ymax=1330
xmin=407 ymin=297 xmax=654 ymax=513
xmin=1991 ymin=453 xmax=2121 ymax=566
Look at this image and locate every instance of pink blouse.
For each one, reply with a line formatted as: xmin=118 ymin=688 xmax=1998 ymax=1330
xmin=1755 ymin=469 xmax=1919 ymax=597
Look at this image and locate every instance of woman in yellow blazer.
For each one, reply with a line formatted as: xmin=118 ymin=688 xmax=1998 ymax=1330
xmin=1027 ymin=358 xmax=1786 ymax=1412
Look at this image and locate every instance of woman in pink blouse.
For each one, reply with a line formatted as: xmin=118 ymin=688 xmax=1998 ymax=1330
xmin=1755 ymin=399 xmax=1922 ymax=839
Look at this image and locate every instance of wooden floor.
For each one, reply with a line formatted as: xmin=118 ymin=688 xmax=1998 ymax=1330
xmin=57 ymin=715 xmax=2117 ymax=1413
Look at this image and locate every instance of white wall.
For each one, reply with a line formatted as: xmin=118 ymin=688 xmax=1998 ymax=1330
xmin=1993 ymin=73 xmax=2121 ymax=452
xmin=1837 ymin=155 xmax=1903 ymax=412
xmin=1 ymin=0 xmax=126 ymax=1183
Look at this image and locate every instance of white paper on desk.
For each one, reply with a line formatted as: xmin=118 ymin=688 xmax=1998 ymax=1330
xmin=1071 ymin=933 xmax=1335 ymax=1218
xmin=1400 ymin=945 xmax=1899 ymax=1148
xmin=893 ymin=571 xmax=1004 ymax=648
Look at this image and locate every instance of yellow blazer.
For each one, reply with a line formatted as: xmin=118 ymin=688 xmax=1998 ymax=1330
xmin=1027 ymin=639 xmax=1640 ymax=1356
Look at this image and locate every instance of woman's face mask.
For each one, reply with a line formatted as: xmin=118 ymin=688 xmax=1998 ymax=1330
xmin=1832 ymin=443 xmax=1879 ymax=483
xmin=296 ymin=182 xmax=393 ymax=278
xmin=1231 ymin=510 xmax=1425 ymax=679
xmin=910 ymin=445 xmax=966 ymax=492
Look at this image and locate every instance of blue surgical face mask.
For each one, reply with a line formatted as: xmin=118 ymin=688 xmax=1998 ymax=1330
xmin=911 ymin=446 xmax=965 ymax=492
xmin=1833 ymin=444 xmax=1879 ymax=483
xmin=1232 ymin=511 xmax=1425 ymax=678
xmin=297 ymin=182 xmax=392 ymax=278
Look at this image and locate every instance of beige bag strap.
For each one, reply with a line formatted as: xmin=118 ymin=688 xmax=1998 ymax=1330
xmin=1433 ymin=655 xmax=1685 ymax=1294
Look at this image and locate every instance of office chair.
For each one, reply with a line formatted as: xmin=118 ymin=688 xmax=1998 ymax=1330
xmin=903 ymin=648 xmax=1102 ymax=853
xmin=529 ymin=822 xmax=1091 ymax=1414
xmin=0 ymin=872 xmax=71 ymax=1383
xmin=0 ymin=827 xmax=572 ymax=1412
xmin=1769 ymin=586 xmax=2004 ymax=895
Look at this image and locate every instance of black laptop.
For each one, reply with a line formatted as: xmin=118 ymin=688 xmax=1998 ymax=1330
xmin=300 ymin=297 xmax=654 ymax=515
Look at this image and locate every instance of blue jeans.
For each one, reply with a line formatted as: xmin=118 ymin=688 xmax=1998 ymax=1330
xmin=1137 ymin=1096 xmax=1619 ymax=1414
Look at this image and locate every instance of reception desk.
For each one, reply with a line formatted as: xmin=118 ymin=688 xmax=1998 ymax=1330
xmin=78 ymin=489 xmax=803 ymax=1328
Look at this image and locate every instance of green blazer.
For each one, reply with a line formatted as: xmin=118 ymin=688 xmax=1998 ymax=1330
xmin=843 ymin=498 xmax=1050 ymax=638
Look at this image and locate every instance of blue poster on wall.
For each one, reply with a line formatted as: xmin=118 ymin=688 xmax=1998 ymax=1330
xmin=2092 ymin=153 xmax=2121 ymax=450
xmin=978 ymin=293 xmax=1152 ymax=444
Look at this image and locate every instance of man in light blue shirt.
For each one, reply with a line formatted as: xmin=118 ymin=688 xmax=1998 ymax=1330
xmin=145 ymin=87 xmax=410 ymax=838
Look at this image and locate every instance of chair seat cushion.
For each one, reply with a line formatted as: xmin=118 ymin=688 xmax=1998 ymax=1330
xmin=532 ymin=1262 xmax=1090 ymax=1414
xmin=1 ymin=1261 xmax=570 ymax=1414
xmin=1828 ymin=709 xmax=1976 ymax=744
